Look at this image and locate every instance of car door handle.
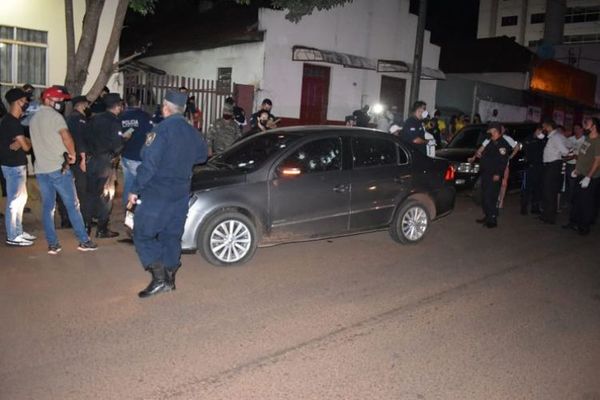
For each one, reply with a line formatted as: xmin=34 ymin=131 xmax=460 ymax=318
xmin=333 ymin=184 xmax=348 ymax=193
xmin=394 ymin=175 xmax=411 ymax=183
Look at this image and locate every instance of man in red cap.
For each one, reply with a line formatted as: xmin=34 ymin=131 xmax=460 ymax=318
xmin=29 ymin=86 xmax=97 ymax=254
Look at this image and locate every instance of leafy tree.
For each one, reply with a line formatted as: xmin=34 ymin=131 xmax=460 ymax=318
xmin=237 ymin=0 xmax=352 ymax=22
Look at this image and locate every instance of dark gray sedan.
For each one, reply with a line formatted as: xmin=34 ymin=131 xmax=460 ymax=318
xmin=182 ymin=126 xmax=456 ymax=266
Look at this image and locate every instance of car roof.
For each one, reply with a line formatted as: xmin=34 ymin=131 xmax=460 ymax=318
xmin=248 ymin=125 xmax=397 ymax=138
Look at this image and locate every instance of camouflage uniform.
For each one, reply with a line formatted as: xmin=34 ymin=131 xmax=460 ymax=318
xmin=206 ymin=118 xmax=241 ymax=154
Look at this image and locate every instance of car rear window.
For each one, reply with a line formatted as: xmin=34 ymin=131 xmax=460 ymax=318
xmin=211 ymin=132 xmax=302 ymax=171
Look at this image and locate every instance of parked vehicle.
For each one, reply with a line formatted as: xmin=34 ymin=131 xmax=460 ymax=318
xmin=182 ymin=127 xmax=456 ymax=266
xmin=436 ymin=122 xmax=538 ymax=192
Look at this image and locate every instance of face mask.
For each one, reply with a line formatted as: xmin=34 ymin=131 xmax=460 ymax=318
xmin=54 ymin=101 xmax=65 ymax=114
xmin=21 ymin=103 xmax=29 ymax=113
xmin=421 ymin=110 xmax=429 ymax=119
xmin=536 ymin=133 xmax=545 ymax=140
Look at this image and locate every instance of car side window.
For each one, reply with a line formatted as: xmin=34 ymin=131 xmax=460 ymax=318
xmin=352 ymin=137 xmax=398 ymax=168
xmin=450 ymin=127 xmax=486 ymax=149
xmin=280 ymin=137 xmax=342 ymax=174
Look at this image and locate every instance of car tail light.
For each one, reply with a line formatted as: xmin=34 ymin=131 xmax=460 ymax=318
xmin=444 ymin=165 xmax=456 ymax=181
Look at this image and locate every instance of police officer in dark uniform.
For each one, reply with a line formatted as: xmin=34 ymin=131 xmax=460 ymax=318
xmin=400 ymin=100 xmax=428 ymax=153
xmin=128 ymin=90 xmax=207 ymax=298
xmin=57 ymin=95 xmax=91 ymax=228
xmin=520 ymin=124 xmax=547 ymax=215
xmin=85 ymin=93 xmax=124 ymax=238
xmin=477 ymin=122 xmax=511 ymax=228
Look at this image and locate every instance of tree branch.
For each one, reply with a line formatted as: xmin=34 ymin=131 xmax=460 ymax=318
xmin=64 ymin=0 xmax=76 ymax=90
xmin=86 ymin=0 xmax=130 ymax=101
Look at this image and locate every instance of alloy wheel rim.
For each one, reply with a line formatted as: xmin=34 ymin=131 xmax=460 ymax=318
xmin=210 ymin=219 xmax=252 ymax=263
xmin=401 ymin=206 xmax=428 ymax=241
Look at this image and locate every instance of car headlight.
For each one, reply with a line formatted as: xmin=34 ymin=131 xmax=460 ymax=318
xmin=456 ymin=162 xmax=480 ymax=174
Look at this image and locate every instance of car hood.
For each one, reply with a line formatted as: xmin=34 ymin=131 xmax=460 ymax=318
xmin=191 ymin=165 xmax=247 ymax=192
xmin=435 ymin=147 xmax=476 ymax=163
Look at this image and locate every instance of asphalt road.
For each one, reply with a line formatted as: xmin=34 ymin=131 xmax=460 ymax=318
xmin=1 ymin=195 xmax=599 ymax=400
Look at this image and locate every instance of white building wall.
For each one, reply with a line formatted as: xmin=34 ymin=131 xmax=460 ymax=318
xmin=258 ymin=0 xmax=440 ymax=121
xmin=0 ymin=0 xmax=120 ymax=93
xmin=143 ymin=42 xmax=266 ymax=88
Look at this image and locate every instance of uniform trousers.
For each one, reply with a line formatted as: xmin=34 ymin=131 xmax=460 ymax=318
xmin=57 ymin=164 xmax=88 ymax=226
xmin=133 ymin=195 xmax=188 ymax=270
xmin=569 ymin=177 xmax=600 ymax=230
xmin=541 ymin=160 xmax=563 ymax=223
xmin=86 ymin=156 xmax=114 ymax=230
xmin=520 ymin=164 xmax=544 ymax=213
xmin=481 ymin=172 xmax=501 ymax=223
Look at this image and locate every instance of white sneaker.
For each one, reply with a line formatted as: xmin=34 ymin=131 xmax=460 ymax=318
xmin=6 ymin=235 xmax=34 ymax=247
xmin=21 ymin=232 xmax=37 ymax=241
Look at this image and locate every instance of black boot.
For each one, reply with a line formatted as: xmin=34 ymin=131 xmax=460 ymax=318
xmin=96 ymin=223 xmax=119 ymax=238
xmin=165 ymin=264 xmax=181 ymax=290
xmin=138 ymin=264 xmax=171 ymax=298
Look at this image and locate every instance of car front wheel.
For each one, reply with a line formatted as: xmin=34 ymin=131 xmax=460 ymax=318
xmin=389 ymin=201 xmax=430 ymax=244
xmin=199 ymin=211 xmax=258 ymax=266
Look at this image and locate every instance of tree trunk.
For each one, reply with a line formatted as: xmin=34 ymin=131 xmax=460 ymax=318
xmin=65 ymin=0 xmax=105 ymax=95
xmin=86 ymin=0 xmax=129 ymax=102
xmin=64 ymin=0 xmax=77 ymax=92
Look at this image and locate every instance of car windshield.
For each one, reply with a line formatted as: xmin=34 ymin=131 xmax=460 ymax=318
xmin=209 ymin=132 xmax=302 ymax=171
xmin=447 ymin=126 xmax=486 ymax=149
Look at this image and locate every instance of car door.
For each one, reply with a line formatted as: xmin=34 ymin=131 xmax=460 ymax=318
xmin=268 ymin=136 xmax=350 ymax=240
xmin=349 ymin=135 xmax=411 ymax=230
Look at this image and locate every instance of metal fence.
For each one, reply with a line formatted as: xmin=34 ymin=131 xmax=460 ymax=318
xmin=123 ymin=72 xmax=233 ymax=133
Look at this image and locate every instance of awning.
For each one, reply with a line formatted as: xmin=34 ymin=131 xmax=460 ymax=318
xmin=378 ymin=59 xmax=445 ymax=80
xmin=292 ymin=45 xmax=376 ymax=70
xmin=292 ymin=45 xmax=445 ymax=79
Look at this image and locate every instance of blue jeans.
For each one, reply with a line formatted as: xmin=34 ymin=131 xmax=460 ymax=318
xmin=1 ymin=165 xmax=28 ymax=240
xmin=36 ymin=169 xmax=90 ymax=246
xmin=121 ymin=158 xmax=141 ymax=208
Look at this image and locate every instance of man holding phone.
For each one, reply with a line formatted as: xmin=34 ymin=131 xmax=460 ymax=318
xmin=120 ymin=94 xmax=152 ymax=209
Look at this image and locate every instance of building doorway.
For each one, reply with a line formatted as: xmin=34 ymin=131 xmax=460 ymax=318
xmin=380 ymin=75 xmax=406 ymax=120
xmin=300 ymin=64 xmax=330 ymax=125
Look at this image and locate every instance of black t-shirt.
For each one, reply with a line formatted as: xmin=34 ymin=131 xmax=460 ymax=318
xmin=0 ymin=114 xmax=28 ymax=167
xmin=401 ymin=116 xmax=426 ymax=153
xmin=480 ymin=136 xmax=511 ymax=176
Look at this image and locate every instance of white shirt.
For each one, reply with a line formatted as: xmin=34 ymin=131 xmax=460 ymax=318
xmin=542 ymin=130 xmax=570 ymax=163
xmin=481 ymin=134 xmax=518 ymax=149
xmin=567 ymin=135 xmax=586 ymax=165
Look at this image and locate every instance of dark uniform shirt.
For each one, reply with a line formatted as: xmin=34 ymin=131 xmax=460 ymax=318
xmin=132 ymin=114 xmax=207 ymax=201
xmin=401 ymin=116 xmax=426 ymax=153
xmin=352 ymin=109 xmax=370 ymax=127
xmin=86 ymin=111 xmax=123 ymax=157
xmin=0 ymin=114 xmax=28 ymax=167
xmin=521 ymin=135 xmax=547 ymax=167
xmin=66 ymin=110 xmax=88 ymax=157
xmin=120 ymin=107 xmax=152 ymax=161
xmin=480 ymin=136 xmax=511 ymax=176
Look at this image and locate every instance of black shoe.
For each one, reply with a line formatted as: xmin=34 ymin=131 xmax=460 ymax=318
xmin=562 ymin=223 xmax=578 ymax=231
xmin=476 ymin=217 xmax=486 ymax=224
xmin=484 ymin=221 xmax=498 ymax=228
xmin=138 ymin=264 xmax=171 ymax=298
xmin=165 ymin=264 xmax=181 ymax=290
xmin=96 ymin=229 xmax=119 ymax=238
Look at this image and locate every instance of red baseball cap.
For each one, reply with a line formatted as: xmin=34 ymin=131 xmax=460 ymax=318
xmin=42 ymin=86 xmax=71 ymax=101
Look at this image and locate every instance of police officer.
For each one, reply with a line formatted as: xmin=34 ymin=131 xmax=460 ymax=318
xmin=206 ymin=103 xmax=241 ymax=156
xmin=119 ymin=94 xmax=152 ymax=209
xmin=58 ymin=95 xmax=91 ymax=228
xmin=400 ymin=101 xmax=428 ymax=153
xmin=477 ymin=122 xmax=511 ymax=228
xmin=128 ymin=90 xmax=207 ymax=298
xmin=520 ymin=124 xmax=547 ymax=215
xmin=85 ymin=93 xmax=124 ymax=238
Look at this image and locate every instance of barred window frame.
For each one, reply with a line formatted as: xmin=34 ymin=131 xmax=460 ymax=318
xmin=0 ymin=25 xmax=48 ymax=92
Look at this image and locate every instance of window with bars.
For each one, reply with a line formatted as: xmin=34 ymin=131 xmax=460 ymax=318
xmin=564 ymin=33 xmax=600 ymax=44
xmin=565 ymin=6 xmax=600 ymax=23
xmin=0 ymin=25 xmax=47 ymax=88
xmin=501 ymin=15 xmax=518 ymax=26
xmin=530 ymin=13 xmax=545 ymax=24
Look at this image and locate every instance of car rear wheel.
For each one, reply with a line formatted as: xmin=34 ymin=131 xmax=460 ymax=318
xmin=199 ymin=211 xmax=258 ymax=266
xmin=389 ymin=201 xmax=430 ymax=244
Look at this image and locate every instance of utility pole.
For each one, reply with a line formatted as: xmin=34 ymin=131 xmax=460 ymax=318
xmin=409 ymin=0 xmax=427 ymax=107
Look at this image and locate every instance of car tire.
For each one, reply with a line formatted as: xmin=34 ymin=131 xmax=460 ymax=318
xmin=389 ymin=200 xmax=430 ymax=244
xmin=198 ymin=211 xmax=258 ymax=266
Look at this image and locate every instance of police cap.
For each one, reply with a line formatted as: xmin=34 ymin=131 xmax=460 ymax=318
xmin=165 ymin=90 xmax=187 ymax=108
xmin=103 ymin=93 xmax=122 ymax=107
xmin=487 ymin=122 xmax=502 ymax=133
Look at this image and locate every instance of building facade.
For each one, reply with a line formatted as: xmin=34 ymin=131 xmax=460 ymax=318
xmin=478 ymin=0 xmax=600 ymax=47
xmin=140 ymin=0 xmax=442 ymax=125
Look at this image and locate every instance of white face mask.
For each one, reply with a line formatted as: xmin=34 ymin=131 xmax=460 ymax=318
xmin=421 ymin=110 xmax=429 ymax=119
xmin=536 ymin=133 xmax=545 ymax=140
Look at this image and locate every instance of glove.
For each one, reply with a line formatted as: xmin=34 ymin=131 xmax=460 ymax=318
xmin=580 ymin=176 xmax=591 ymax=189
xmin=571 ymin=170 xmax=578 ymax=179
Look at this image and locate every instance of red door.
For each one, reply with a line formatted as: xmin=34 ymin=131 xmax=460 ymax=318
xmin=300 ymin=64 xmax=330 ymax=125
xmin=234 ymin=84 xmax=255 ymax=134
